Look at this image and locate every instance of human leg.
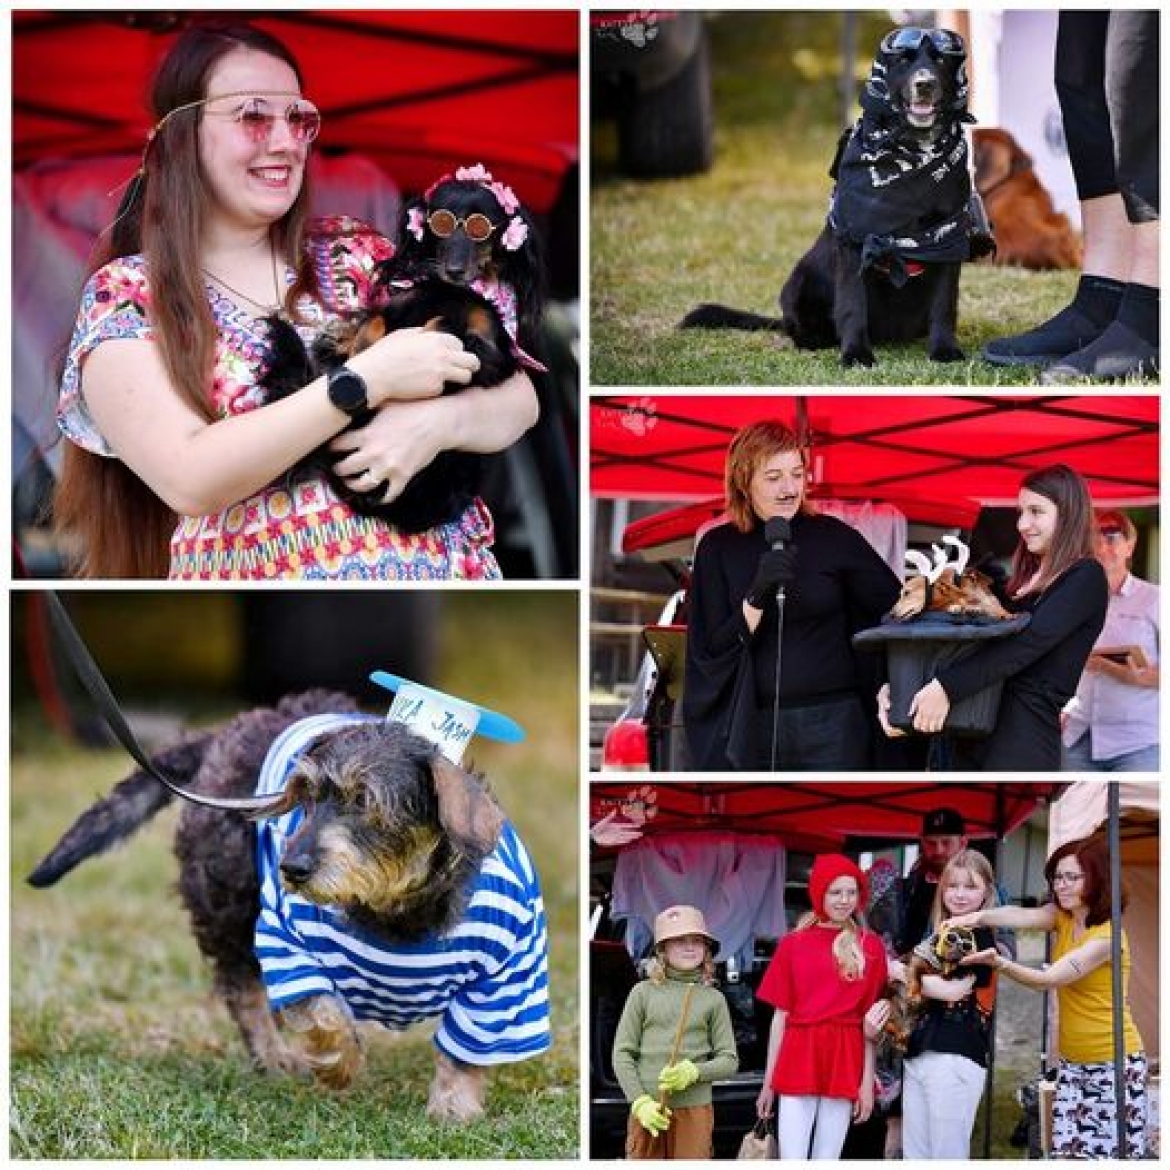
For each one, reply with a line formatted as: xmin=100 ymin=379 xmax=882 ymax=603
xmin=918 ymin=1052 xmax=987 ymax=1158
xmin=1042 ymin=12 xmax=1159 ymax=383
xmin=807 ymin=1097 xmax=853 ymax=1160
xmin=777 ymin=1095 xmax=818 ymax=1158
xmin=983 ymin=12 xmax=1130 ymax=368
xmin=899 ymin=1054 xmax=931 ymax=1159
xmin=1062 ymin=731 xmax=1102 ymax=771
xmin=1051 ymin=1054 xmax=1149 ymax=1159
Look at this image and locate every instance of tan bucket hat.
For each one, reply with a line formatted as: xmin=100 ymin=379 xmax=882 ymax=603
xmin=653 ymin=904 xmax=719 ymax=950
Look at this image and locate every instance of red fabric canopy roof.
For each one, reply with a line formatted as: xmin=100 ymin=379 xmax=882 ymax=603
xmin=591 ymin=395 xmax=1160 ymax=520
xmin=13 ymin=9 xmax=578 ymax=211
xmin=591 ymin=780 xmax=1063 ymax=853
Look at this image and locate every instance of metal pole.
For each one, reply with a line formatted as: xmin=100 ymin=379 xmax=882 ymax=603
xmin=1108 ymin=782 xmax=1127 ymax=1158
xmin=982 ymin=784 xmax=1006 ymax=1159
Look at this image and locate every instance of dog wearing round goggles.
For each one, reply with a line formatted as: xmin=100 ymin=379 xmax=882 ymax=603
xmin=683 ymin=26 xmax=993 ymax=367
xmin=259 ymin=165 xmax=546 ymax=532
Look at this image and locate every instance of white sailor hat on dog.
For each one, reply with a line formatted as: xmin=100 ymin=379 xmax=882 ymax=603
xmin=370 ymin=671 xmax=525 ymax=764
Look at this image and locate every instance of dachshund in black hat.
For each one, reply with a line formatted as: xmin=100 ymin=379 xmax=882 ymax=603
xmin=683 ymin=27 xmax=994 ymax=367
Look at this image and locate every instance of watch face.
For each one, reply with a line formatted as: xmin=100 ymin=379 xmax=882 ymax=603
xmin=328 ymin=367 xmax=368 ymax=415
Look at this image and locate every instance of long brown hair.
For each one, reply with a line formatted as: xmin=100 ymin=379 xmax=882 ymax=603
xmin=724 ymin=420 xmax=813 ymax=533
xmin=1006 ymin=463 xmax=1096 ymax=596
xmin=53 ymin=21 xmax=316 ymax=578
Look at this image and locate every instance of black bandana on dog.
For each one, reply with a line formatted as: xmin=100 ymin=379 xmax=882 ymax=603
xmin=828 ymin=41 xmax=991 ymax=286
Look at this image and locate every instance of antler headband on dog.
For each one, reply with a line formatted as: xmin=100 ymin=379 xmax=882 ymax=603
xmin=407 ymin=163 xmax=530 ymax=252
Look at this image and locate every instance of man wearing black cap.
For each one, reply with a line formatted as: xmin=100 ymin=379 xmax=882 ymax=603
xmin=895 ymin=807 xmax=968 ymax=955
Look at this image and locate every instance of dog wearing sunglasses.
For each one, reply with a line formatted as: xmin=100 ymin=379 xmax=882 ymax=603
xmin=261 ymin=165 xmax=544 ymax=533
xmin=683 ymin=27 xmax=993 ymax=367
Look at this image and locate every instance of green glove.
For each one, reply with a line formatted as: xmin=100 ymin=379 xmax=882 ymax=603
xmin=631 ymin=1094 xmax=672 ymax=1135
xmin=658 ymin=1058 xmax=700 ymax=1093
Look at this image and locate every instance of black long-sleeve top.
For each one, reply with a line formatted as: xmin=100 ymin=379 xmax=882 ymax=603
xmin=683 ymin=513 xmax=900 ymax=770
xmin=938 ymin=557 xmax=1108 ymax=771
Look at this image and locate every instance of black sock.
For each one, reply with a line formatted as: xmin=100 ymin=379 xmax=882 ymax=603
xmin=1074 ymin=273 xmax=1126 ymax=327
xmin=1116 ymin=282 xmax=1159 ymax=347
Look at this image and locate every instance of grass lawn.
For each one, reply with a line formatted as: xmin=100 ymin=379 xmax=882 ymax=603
xmin=591 ymin=11 xmax=1087 ymax=387
xmin=11 ymin=593 xmax=579 ymax=1159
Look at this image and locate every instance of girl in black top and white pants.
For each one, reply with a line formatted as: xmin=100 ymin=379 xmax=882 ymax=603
xmin=900 ymin=850 xmax=999 ymax=1160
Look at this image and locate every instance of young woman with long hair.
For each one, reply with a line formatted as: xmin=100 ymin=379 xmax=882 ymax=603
xmin=54 ymin=21 xmax=537 ymax=579
xmin=879 ymin=463 xmax=1108 ymax=768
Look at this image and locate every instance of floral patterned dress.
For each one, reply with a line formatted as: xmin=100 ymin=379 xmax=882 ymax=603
xmin=58 ymin=216 xmax=501 ymax=581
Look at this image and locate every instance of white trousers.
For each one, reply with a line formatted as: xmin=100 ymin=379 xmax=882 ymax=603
xmin=776 ymin=1095 xmax=853 ymax=1160
xmin=902 ymin=1050 xmax=987 ymax=1159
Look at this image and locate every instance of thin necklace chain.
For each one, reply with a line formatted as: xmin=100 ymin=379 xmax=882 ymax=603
xmin=202 ymin=236 xmax=284 ymax=315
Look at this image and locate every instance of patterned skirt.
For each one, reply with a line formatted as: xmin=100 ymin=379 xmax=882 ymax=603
xmin=168 ymin=477 xmax=500 ymax=581
xmin=1051 ymin=1051 xmax=1148 ymax=1159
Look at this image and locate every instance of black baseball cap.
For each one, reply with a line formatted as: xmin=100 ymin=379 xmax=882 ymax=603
xmin=922 ymin=807 xmax=965 ymax=836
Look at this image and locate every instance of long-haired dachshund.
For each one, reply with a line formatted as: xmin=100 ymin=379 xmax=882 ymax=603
xmin=262 ymin=165 xmax=545 ymax=533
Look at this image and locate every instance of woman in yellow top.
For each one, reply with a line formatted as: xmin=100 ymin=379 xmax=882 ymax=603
xmin=944 ymin=835 xmax=1147 ymax=1158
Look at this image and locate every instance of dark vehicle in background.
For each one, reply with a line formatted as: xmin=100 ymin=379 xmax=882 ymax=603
xmin=591 ymin=11 xmax=714 ymax=177
xmin=589 ymin=843 xmax=807 ymax=1157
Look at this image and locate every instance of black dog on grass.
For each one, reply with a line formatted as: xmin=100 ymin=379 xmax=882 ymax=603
xmin=683 ymin=27 xmax=993 ymax=367
xmin=28 ymin=691 xmax=550 ymax=1122
xmin=262 ymin=165 xmax=544 ymax=531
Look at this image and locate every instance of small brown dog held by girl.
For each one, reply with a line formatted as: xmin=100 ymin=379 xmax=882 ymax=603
xmin=612 ymin=905 xmax=738 ymax=1159
xmin=756 ymin=854 xmax=888 ymax=1159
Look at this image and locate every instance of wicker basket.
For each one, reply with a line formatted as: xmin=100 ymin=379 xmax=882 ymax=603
xmin=854 ymin=613 xmax=1031 ymax=738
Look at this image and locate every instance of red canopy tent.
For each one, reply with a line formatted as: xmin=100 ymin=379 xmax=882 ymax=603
xmin=13 ymin=9 xmax=579 ymax=210
xmin=591 ymin=395 xmax=1160 ymax=525
xmin=590 ymin=779 xmax=1062 ymax=854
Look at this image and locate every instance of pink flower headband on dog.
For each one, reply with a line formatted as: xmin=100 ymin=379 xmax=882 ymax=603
xmin=407 ymin=163 xmax=529 ymax=252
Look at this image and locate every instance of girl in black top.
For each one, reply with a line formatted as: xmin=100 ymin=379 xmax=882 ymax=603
xmin=879 ymin=464 xmax=1108 ymax=770
xmin=684 ymin=420 xmax=900 ymax=770
xmin=899 ymin=850 xmax=999 ymax=1159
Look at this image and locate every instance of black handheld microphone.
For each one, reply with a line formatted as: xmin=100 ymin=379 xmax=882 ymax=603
xmin=764 ymin=516 xmax=791 ymax=550
xmin=763 ymin=516 xmax=792 ymax=602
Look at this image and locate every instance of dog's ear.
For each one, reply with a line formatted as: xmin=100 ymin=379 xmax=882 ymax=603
xmin=497 ymin=206 xmax=546 ymax=341
xmin=430 ymin=755 xmax=504 ymax=854
xmin=395 ymin=195 xmax=430 ymax=264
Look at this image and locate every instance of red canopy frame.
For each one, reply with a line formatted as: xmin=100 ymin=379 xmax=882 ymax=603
xmin=590 ymin=395 xmax=1160 ymax=520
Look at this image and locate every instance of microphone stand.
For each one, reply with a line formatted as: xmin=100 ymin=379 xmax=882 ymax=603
xmin=769 ymin=585 xmax=787 ymax=771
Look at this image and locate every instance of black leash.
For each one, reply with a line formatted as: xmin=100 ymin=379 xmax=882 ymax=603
xmin=44 ymin=592 xmax=273 ymax=812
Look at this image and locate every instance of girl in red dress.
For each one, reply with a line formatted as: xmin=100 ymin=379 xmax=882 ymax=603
xmin=755 ymin=853 xmax=888 ymax=1158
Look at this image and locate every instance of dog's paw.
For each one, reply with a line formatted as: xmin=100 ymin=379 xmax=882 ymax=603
xmin=841 ymin=346 xmax=876 ymax=368
xmin=281 ymin=994 xmax=366 ymax=1090
xmin=929 ymin=343 xmax=966 ymax=363
xmin=427 ymin=1051 xmax=487 ymax=1124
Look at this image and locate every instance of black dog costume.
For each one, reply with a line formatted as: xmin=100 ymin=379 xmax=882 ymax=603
xmin=683 ymin=27 xmax=994 ymax=366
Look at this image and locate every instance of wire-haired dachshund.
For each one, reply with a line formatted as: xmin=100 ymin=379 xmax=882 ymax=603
xmin=683 ymin=27 xmax=993 ymax=367
xmin=262 ymin=165 xmax=545 ymax=532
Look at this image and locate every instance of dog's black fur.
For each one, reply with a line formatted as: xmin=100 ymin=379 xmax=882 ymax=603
xmin=260 ymin=175 xmax=544 ymax=532
xmin=28 ymin=690 xmax=506 ymax=1104
xmin=262 ymin=275 xmax=518 ymax=532
xmin=683 ymin=32 xmax=984 ymax=366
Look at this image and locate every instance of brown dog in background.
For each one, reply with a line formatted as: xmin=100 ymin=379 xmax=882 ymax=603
xmin=973 ymin=128 xmax=1082 ymax=270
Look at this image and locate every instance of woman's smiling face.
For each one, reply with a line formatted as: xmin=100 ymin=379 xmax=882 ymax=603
xmin=197 ymin=47 xmax=310 ymax=234
xmin=1016 ymin=486 xmax=1059 ymax=558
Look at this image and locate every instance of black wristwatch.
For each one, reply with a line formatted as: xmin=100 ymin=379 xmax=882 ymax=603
xmin=326 ymin=364 xmax=369 ymax=417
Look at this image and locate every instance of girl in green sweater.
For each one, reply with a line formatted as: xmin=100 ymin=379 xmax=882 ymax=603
xmin=612 ymin=905 xmax=739 ymax=1159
